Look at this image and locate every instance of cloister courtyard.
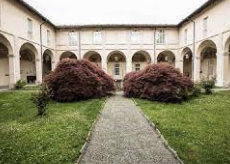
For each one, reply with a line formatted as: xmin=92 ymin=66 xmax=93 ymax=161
xmin=1 ymin=0 xmax=230 ymax=164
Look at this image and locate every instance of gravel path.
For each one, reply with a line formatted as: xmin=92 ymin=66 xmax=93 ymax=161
xmin=79 ymin=93 xmax=182 ymax=164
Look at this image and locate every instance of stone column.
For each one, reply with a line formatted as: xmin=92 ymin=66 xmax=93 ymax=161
xmin=14 ymin=37 xmax=21 ymax=82
xmin=51 ymin=51 xmax=56 ymax=71
xmin=8 ymin=54 xmax=16 ymax=89
xmin=36 ymin=58 xmax=42 ymax=84
xmin=154 ymin=55 xmax=158 ymax=65
xmin=52 ymin=60 xmax=56 ymax=71
xmin=102 ymin=31 xmax=107 ymax=74
xmin=101 ymin=54 xmax=107 ymax=73
xmin=15 ymin=54 xmax=21 ymax=82
xmin=127 ymin=32 xmax=133 ymax=73
xmin=222 ymin=51 xmax=230 ymax=87
xmin=215 ymin=34 xmax=225 ymax=87
xmin=216 ymin=51 xmax=224 ymax=87
xmin=176 ymin=59 xmax=183 ymax=73
xmin=193 ymin=56 xmax=201 ymax=82
xmin=54 ymin=51 xmax=61 ymax=69
xmin=126 ymin=55 xmax=132 ymax=73
xmin=151 ymin=53 xmax=156 ymax=64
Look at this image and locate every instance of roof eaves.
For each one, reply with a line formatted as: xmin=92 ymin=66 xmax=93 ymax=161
xmin=178 ymin=0 xmax=222 ymax=26
xmin=16 ymin=0 xmax=56 ymax=28
xmin=56 ymin=24 xmax=178 ymax=29
xmin=16 ymin=0 xmax=222 ymax=30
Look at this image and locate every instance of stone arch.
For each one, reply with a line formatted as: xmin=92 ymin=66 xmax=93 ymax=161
xmin=0 ymin=34 xmax=13 ymax=88
xmin=43 ymin=49 xmax=53 ymax=78
xmin=60 ymin=51 xmax=77 ymax=61
xmin=107 ymin=51 xmax=126 ymax=62
xmin=107 ymin=51 xmax=126 ymax=90
xmin=181 ymin=47 xmax=193 ymax=78
xmin=84 ymin=51 xmax=102 ymax=68
xmin=197 ymin=40 xmax=217 ymax=80
xmin=157 ymin=50 xmax=176 ymax=67
xmin=224 ymin=36 xmax=230 ymax=52
xmin=132 ymin=51 xmax=151 ymax=72
xmin=19 ymin=42 xmax=38 ymax=84
xmin=196 ymin=40 xmax=217 ymax=56
xmin=0 ymin=33 xmax=13 ymax=54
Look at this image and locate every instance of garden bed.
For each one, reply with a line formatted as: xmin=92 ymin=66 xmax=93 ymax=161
xmin=136 ymin=91 xmax=230 ymax=164
xmin=0 ymin=91 xmax=104 ymax=164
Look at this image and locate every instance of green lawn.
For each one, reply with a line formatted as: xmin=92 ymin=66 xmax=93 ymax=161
xmin=136 ymin=91 xmax=230 ymax=164
xmin=0 ymin=91 xmax=104 ymax=164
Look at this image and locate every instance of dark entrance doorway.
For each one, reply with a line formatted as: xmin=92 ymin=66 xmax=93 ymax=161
xmin=114 ymin=80 xmax=122 ymax=91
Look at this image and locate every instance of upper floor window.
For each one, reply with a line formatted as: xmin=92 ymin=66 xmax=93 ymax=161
xmin=27 ymin=18 xmax=33 ymax=39
xmin=131 ymin=30 xmax=140 ymax=42
xmin=47 ymin=30 xmax=51 ymax=46
xmin=93 ymin=30 xmax=102 ymax=43
xmin=69 ymin=31 xmax=77 ymax=46
xmin=184 ymin=29 xmax=188 ymax=44
xmin=157 ymin=30 xmax=165 ymax=44
xmin=203 ymin=17 xmax=208 ymax=37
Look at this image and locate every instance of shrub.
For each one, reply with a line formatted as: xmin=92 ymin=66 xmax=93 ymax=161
xmin=14 ymin=79 xmax=26 ymax=90
xmin=201 ymin=78 xmax=215 ymax=94
xmin=190 ymin=84 xmax=202 ymax=97
xmin=123 ymin=72 xmax=138 ymax=82
xmin=123 ymin=63 xmax=194 ymax=103
xmin=31 ymin=85 xmax=50 ymax=116
xmin=45 ymin=59 xmax=115 ymax=102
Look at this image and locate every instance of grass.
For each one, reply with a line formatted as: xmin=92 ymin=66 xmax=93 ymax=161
xmin=23 ymin=84 xmax=42 ymax=90
xmin=0 ymin=91 xmax=104 ymax=164
xmin=135 ymin=91 xmax=230 ymax=164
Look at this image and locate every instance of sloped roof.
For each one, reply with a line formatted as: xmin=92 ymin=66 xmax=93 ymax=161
xmin=16 ymin=0 xmax=55 ymax=27
xmin=178 ymin=0 xmax=222 ymax=26
xmin=16 ymin=0 xmax=222 ymax=29
xmin=56 ymin=24 xmax=177 ymax=29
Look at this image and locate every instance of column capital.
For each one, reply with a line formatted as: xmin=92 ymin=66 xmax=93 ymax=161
xmin=8 ymin=54 xmax=15 ymax=58
xmin=223 ymin=51 xmax=230 ymax=56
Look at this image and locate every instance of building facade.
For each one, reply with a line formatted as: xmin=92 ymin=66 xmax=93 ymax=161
xmin=0 ymin=0 xmax=230 ymax=89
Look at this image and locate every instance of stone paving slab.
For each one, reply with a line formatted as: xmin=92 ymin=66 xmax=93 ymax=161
xmin=79 ymin=93 xmax=182 ymax=164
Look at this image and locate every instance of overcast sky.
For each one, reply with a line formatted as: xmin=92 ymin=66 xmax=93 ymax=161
xmin=24 ymin=0 xmax=208 ymax=25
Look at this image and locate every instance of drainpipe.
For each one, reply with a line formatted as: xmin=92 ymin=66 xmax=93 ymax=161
xmin=154 ymin=27 xmax=157 ymax=64
xmin=40 ymin=21 xmax=46 ymax=81
xmin=191 ymin=20 xmax=196 ymax=81
xmin=78 ymin=29 xmax=81 ymax=59
xmin=187 ymin=18 xmax=196 ymax=81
